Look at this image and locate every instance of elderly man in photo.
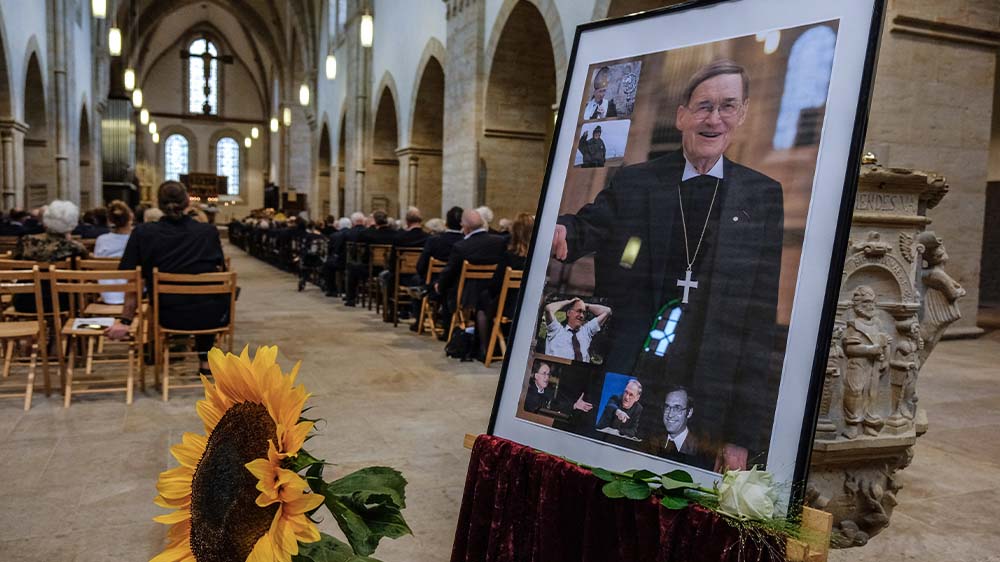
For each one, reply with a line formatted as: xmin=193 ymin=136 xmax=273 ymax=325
xmin=551 ymin=59 xmax=783 ymax=469
xmin=544 ymin=297 xmax=612 ymax=363
xmin=524 ymin=359 xmax=594 ymax=417
xmin=596 ymin=378 xmax=643 ymax=438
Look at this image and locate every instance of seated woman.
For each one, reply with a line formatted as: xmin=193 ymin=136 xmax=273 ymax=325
xmin=12 ymin=200 xmax=89 ymax=312
xmin=94 ymin=200 xmax=134 ymax=305
xmin=474 ymin=212 xmax=534 ymax=360
xmin=106 ymin=182 xmax=227 ymax=375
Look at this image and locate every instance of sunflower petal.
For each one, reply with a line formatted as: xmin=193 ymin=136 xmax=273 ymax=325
xmin=153 ymin=509 xmax=191 ymax=524
xmin=149 ymin=538 xmax=193 ymax=562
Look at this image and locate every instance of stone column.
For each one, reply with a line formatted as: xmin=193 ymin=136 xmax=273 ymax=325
xmin=0 ymin=119 xmax=28 ymax=209
xmin=343 ymin=0 xmax=372 ymax=213
xmin=442 ymin=0 xmax=485 ymax=212
xmin=52 ymin=0 xmax=72 ymax=201
xmin=394 ymin=148 xmax=419 ymax=212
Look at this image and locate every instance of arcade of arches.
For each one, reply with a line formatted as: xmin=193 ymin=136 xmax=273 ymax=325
xmin=0 ymin=0 xmax=998 ymax=560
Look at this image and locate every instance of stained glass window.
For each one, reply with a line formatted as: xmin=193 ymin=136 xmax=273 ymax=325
xmin=216 ymin=137 xmax=240 ymax=195
xmin=643 ymin=304 xmax=682 ymax=357
xmin=772 ymin=26 xmax=836 ymax=150
xmin=164 ymin=134 xmax=189 ymax=182
xmin=188 ymin=38 xmax=219 ymax=115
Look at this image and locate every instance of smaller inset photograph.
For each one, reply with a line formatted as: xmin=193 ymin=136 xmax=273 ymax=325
xmin=645 ymin=384 xmax=717 ymax=472
xmin=581 ymin=61 xmax=642 ymax=121
xmin=535 ymin=295 xmax=613 ymax=364
xmin=517 ymin=355 xmax=600 ymax=426
xmin=573 ymin=120 xmax=630 ymax=168
xmin=594 ymin=372 xmax=644 ymax=442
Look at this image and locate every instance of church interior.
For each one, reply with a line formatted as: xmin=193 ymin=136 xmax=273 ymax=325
xmin=0 ymin=0 xmax=997 ymax=560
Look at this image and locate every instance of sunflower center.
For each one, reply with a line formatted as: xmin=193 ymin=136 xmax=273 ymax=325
xmin=190 ymin=401 xmax=279 ymax=562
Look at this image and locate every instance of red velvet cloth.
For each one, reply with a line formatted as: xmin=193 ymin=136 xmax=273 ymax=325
xmin=451 ymin=435 xmax=784 ymax=562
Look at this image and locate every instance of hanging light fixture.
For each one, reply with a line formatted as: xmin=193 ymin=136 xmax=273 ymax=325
xmin=139 ymin=108 xmax=149 ymax=125
xmin=299 ymin=83 xmax=310 ymax=106
xmin=108 ymin=26 xmax=122 ymax=56
xmin=269 ymin=117 xmax=279 ymax=133
xmin=152 ymin=132 xmax=160 ymax=144
xmin=148 ymin=121 xmax=157 ymax=135
xmin=92 ymin=0 xmax=107 ymax=19
xmin=132 ymin=88 xmax=143 ymax=108
xmin=251 ymin=126 xmax=259 ymax=139
xmin=282 ymin=106 xmax=292 ymax=127
xmin=123 ymin=67 xmax=136 ymax=91
xmin=244 ymin=137 xmax=252 ymax=149
xmin=360 ymin=14 xmax=374 ymax=48
xmin=763 ymin=30 xmax=781 ymax=55
xmin=325 ymin=54 xmax=337 ymax=80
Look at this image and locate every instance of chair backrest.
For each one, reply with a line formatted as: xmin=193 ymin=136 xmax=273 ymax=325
xmin=424 ymin=257 xmax=447 ymax=284
xmin=0 ymin=236 xmax=20 ymax=252
xmin=0 ymin=257 xmax=72 ymax=271
xmin=77 ymin=258 xmax=121 ymax=271
xmin=48 ymin=267 xmax=143 ymax=320
xmin=395 ymin=248 xmax=421 ymax=276
xmin=369 ymin=244 xmax=393 ymax=269
xmin=346 ymin=241 xmax=361 ymax=265
xmin=0 ymin=267 xmax=45 ymax=317
xmin=152 ymin=269 xmax=238 ymax=331
xmin=456 ymin=261 xmax=497 ymax=305
xmin=496 ymin=267 xmax=523 ymax=321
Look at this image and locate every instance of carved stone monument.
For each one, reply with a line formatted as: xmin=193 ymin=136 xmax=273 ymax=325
xmin=806 ymin=157 xmax=961 ymax=547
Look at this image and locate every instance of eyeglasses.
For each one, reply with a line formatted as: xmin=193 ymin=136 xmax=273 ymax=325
xmin=686 ymin=101 xmax=742 ymax=120
xmin=663 ymin=405 xmax=689 ymax=415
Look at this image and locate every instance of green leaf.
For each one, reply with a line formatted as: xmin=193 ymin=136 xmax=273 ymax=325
xmin=660 ymin=470 xmax=698 ymax=491
xmin=292 ymin=533 xmax=383 ymax=562
xmin=627 ymin=469 xmax=659 ymax=481
xmin=287 ymin=450 xmax=326 ymax=474
xmin=321 ymin=467 xmax=412 ymax=556
xmin=591 ymin=467 xmax=618 ymax=482
xmin=660 ymin=495 xmax=691 ymax=510
xmin=619 ymin=479 xmax=652 ymax=500
xmin=326 ymin=467 xmax=408 ymax=509
xmin=663 ymin=469 xmax=694 ymax=483
xmin=601 ymin=480 xmax=625 ymax=498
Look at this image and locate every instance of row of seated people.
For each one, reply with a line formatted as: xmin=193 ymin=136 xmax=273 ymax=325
xmin=233 ymin=204 xmax=534 ymax=364
xmin=2 ymin=182 xmax=230 ymax=375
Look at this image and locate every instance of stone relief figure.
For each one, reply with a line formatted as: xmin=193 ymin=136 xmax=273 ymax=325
xmin=842 ymin=286 xmax=892 ymax=439
xmin=887 ymin=318 xmax=923 ymax=428
xmin=817 ymin=323 xmax=846 ymax=436
xmin=916 ymin=231 xmax=965 ymax=362
xmin=851 ymin=231 xmax=893 ymax=257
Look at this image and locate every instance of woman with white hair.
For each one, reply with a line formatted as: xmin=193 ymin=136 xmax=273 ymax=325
xmin=12 ymin=200 xmax=90 ymax=312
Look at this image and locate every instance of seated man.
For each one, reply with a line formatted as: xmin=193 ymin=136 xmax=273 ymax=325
xmin=416 ymin=206 xmax=464 ymax=284
xmin=380 ymin=207 xmax=429 ymax=318
xmin=323 ymin=214 xmax=363 ymax=297
xmin=435 ymin=209 xmax=506 ymax=324
xmin=596 ymin=378 xmax=643 ymax=438
xmin=345 ymin=210 xmax=395 ymax=306
xmin=544 ymin=297 xmax=612 ymax=364
xmin=524 ymin=359 xmax=594 ymax=417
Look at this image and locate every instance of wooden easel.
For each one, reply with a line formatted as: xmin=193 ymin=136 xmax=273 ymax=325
xmin=462 ymin=434 xmax=832 ymax=562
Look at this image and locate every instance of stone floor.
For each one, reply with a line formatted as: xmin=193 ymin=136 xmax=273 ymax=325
xmin=0 ymin=244 xmax=995 ymax=561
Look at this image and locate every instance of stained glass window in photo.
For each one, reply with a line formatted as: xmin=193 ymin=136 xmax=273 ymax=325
xmin=164 ymin=134 xmax=189 ymax=182
xmin=188 ymin=39 xmax=219 ymax=114
xmin=216 ymin=137 xmax=240 ymax=195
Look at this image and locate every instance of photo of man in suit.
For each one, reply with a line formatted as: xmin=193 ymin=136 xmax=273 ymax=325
xmin=647 ymin=386 xmax=713 ymax=470
xmin=550 ymin=59 xmax=784 ymax=469
xmin=596 ymin=378 xmax=643 ymax=438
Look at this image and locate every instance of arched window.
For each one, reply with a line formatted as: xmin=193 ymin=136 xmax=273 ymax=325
xmin=164 ymin=134 xmax=189 ymax=182
xmin=772 ymin=26 xmax=837 ymax=150
xmin=216 ymin=137 xmax=240 ymax=195
xmin=188 ymin=38 xmax=219 ymax=115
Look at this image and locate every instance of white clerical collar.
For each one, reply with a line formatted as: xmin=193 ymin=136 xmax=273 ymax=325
xmin=682 ymin=155 xmax=724 ymax=182
xmin=667 ymin=427 xmax=689 ymax=451
xmin=464 ymin=227 xmax=487 ymax=239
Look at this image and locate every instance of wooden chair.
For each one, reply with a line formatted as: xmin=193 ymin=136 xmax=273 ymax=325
xmin=417 ymin=258 xmax=447 ymax=337
xmin=446 ymin=261 xmax=497 ymax=344
xmin=484 ymin=267 xmax=523 ymax=367
xmin=153 ymin=269 xmax=237 ymax=401
xmin=0 ymin=236 xmax=21 ymax=253
xmin=0 ymin=258 xmax=72 ymax=321
xmin=49 ymin=267 xmax=144 ymax=407
xmin=366 ymin=244 xmax=392 ymax=313
xmin=0 ymin=267 xmax=47 ymax=409
xmin=345 ymin=241 xmax=362 ymax=303
xmin=391 ymin=248 xmax=422 ymax=327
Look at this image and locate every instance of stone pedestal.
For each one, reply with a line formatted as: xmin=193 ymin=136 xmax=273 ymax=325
xmin=807 ymin=159 xmax=961 ymax=547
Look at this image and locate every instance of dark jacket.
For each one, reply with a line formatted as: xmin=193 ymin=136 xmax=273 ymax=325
xmin=416 ymin=230 xmax=464 ymax=281
xmin=437 ymin=230 xmax=507 ymax=306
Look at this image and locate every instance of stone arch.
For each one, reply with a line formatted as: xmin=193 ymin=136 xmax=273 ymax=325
xmin=317 ymin=116 xmax=332 ymax=216
xmin=79 ymin=101 xmax=94 ymax=208
xmin=0 ymin=4 xmax=14 ymax=117
xmin=369 ymin=81 xmax=400 ymax=214
xmin=484 ymin=0 xmax=566 ymax=98
xmin=372 ymin=71 xmax=402 ymax=147
xmin=23 ymin=46 xmax=53 ymax=207
xmin=481 ymin=0 xmax=557 ymax=220
xmin=406 ymin=44 xmax=444 ymax=217
xmin=407 ymin=37 xmax=446 ymax=140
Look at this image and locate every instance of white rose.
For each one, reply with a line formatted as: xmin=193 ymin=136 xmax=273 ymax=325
xmin=716 ymin=467 xmax=780 ymax=520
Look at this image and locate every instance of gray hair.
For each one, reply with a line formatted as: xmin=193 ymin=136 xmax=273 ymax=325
xmin=337 ymin=217 xmax=352 ymax=229
xmin=475 ymin=206 xmax=494 ymax=227
xmin=350 ymin=211 xmax=366 ymax=225
xmin=425 ymin=218 xmax=445 ymax=234
xmin=43 ymin=200 xmax=79 ymax=234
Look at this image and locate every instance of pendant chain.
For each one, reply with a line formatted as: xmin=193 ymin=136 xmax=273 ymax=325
xmin=676 ymin=178 xmax=721 ymax=271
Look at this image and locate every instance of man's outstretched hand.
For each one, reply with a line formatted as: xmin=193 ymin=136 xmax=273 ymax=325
xmin=552 ymin=224 xmax=568 ymax=261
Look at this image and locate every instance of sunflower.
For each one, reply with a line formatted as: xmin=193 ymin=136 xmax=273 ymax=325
xmin=152 ymin=346 xmax=324 ymax=562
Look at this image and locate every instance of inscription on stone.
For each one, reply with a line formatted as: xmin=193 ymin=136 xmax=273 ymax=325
xmin=854 ymin=192 xmax=918 ymax=215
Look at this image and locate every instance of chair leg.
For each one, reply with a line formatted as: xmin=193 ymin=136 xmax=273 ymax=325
xmin=24 ymin=343 xmax=37 ymax=411
xmin=126 ymin=346 xmax=134 ymax=405
xmin=85 ymin=336 xmax=95 ymax=376
xmin=3 ymin=339 xmax=13 ymax=378
xmin=417 ymin=298 xmax=428 ymax=335
xmin=485 ymin=322 xmax=502 ymax=368
xmin=40 ymin=335 xmax=51 ymax=398
xmin=97 ymin=335 xmax=105 ymax=354
xmin=162 ymin=342 xmax=170 ymax=402
xmin=63 ymin=338 xmax=76 ymax=408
